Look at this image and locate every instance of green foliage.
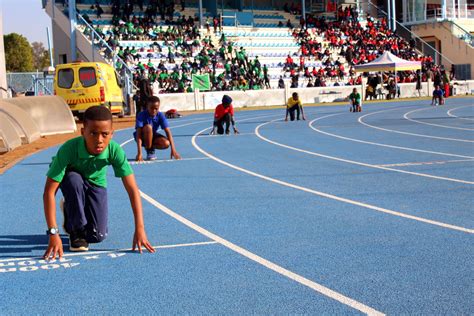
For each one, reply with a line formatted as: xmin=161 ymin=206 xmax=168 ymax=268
xmin=4 ymin=33 xmax=34 ymax=72
xmin=31 ymin=42 xmax=51 ymax=70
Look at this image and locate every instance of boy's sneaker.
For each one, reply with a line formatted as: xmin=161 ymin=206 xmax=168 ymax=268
xmin=146 ymin=150 xmax=157 ymax=161
xmin=69 ymin=231 xmax=89 ymax=252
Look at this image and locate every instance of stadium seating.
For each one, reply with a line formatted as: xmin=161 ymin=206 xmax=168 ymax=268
xmin=69 ymin=1 xmax=438 ymax=92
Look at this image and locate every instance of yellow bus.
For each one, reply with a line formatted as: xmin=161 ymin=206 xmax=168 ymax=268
xmin=54 ymin=62 xmax=125 ymax=119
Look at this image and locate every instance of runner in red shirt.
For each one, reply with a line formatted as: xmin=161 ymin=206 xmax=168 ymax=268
xmin=210 ymin=95 xmax=239 ymax=135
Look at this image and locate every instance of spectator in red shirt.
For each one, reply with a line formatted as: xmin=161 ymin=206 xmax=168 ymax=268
xmin=210 ymin=95 xmax=239 ymax=135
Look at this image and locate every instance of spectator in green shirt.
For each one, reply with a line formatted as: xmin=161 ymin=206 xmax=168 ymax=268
xmin=43 ymin=106 xmax=155 ymax=258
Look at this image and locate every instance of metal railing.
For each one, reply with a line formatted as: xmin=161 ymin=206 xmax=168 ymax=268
xmin=446 ymin=20 xmax=474 ymax=47
xmin=76 ymin=13 xmax=135 ymax=97
xmin=362 ymin=1 xmax=455 ymax=66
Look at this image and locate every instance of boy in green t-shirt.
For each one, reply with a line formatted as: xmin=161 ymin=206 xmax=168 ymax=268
xmin=43 ymin=106 xmax=155 ymax=259
xmin=349 ymin=88 xmax=362 ymax=112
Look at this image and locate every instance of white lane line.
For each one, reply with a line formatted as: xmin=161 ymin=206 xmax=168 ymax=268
xmin=193 ymin=126 xmax=473 ymax=234
xmin=358 ymin=108 xmax=474 ymax=143
xmin=255 ymin=120 xmax=473 ymax=185
xmin=130 ymin=157 xmax=210 ymax=165
xmin=198 ymin=132 xmax=256 ymax=138
xmin=0 ymin=241 xmax=218 ymax=263
xmin=139 ymin=192 xmax=385 ymax=316
xmin=447 ymin=105 xmax=474 ymax=121
xmin=377 ymin=159 xmax=474 ymax=167
xmin=119 ymin=118 xmax=212 ymax=147
xmin=404 ymin=107 xmax=474 ymax=131
xmin=120 ymin=113 xmax=280 ymax=149
xmin=120 ymin=115 xmax=386 ymax=314
xmin=312 ymin=113 xmax=474 ymax=159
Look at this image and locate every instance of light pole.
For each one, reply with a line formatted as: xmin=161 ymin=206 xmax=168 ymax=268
xmin=301 ymin=0 xmax=306 ymax=26
xmin=69 ymin=0 xmax=77 ymax=61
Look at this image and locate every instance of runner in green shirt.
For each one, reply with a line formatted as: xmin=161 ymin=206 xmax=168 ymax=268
xmin=43 ymin=106 xmax=155 ymax=258
xmin=349 ymin=87 xmax=362 ymax=112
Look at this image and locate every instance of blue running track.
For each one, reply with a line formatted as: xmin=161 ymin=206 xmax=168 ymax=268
xmin=1 ymin=98 xmax=473 ymax=314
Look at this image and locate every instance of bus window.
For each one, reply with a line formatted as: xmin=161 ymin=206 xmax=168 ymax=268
xmin=57 ymin=68 xmax=74 ymax=89
xmin=79 ymin=67 xmax=97 ymax=87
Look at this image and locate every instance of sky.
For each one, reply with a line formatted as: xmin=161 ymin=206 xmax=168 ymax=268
xmin=1 ymin=0 xmax=52 ymax=46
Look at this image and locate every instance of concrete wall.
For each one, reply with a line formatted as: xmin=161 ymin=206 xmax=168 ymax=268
xmin=412 ymin=21 xmax=474 ymax=78
xmin=148 ymin=80 xmax=474 ymax=113
xmin=52 ymin=20 xmax=73 ymax=64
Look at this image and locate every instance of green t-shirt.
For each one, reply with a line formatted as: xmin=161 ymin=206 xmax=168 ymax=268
xmin=46 ymin=137 xmax=133 ymax=188
xmin=349 ymin=92 xmax=361 ymax=103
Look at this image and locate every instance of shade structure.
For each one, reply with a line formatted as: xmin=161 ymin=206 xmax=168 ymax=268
xmin=354 ymin=51 xmax=422 ymax=72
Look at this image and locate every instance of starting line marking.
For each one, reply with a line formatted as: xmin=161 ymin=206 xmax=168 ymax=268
xmin=130 ymin=157 xmax=210 ymax=165
xmin=0 ymin=241 xmax=218 ymax=263
xmin=377 ymin=159 xmax=474 ymax=167
xmin=198 ymin=132 xmax=256 ymax=138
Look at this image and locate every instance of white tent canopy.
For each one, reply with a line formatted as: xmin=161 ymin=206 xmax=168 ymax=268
xmin=354 ymin=51 xmax=422 ymax=72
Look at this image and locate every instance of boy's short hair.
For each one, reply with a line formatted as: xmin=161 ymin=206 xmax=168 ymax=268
xmin=147 ymin=96 xmax=160 ymax=104
xmin=84 ymin=106 xmax=112 ymax=125
xmin=292 ymin=92 xmax=298 ymax=98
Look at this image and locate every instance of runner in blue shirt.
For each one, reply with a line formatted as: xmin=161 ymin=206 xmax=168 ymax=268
xmin=134 ymin=96 xmax=181 ymax=161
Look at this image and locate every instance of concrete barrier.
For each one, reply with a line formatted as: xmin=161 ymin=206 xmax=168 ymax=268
xmin=0 ymin=100 xmax=41 ymax=144
xmin=4 ymin=96 xmax=76 ymax=136
xmin=0 ymin=112 xmax=22 ymax=152
xmin=152 ymin=80 xmax=474 ymax=112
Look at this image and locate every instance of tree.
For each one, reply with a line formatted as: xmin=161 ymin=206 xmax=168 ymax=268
xmin=4 ymin=33 xmax=34 ymax=72
xmin=31 ymin=41 xmax=51 ymax=71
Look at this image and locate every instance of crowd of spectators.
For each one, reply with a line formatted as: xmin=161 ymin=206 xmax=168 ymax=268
xmin=284 ymin=5 xmax=453 ymax=96
xmin=79 ymin=1 xmax=453 ymax=97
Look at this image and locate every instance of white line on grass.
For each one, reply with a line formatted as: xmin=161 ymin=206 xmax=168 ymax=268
xmin=0 ymin=241 xmax=218 ymax=263
xmin=358 ymin=108 xmax=474 ymax=143
xmin=447 ymin=105 xmax=474 ymax=121
xmin=255 ymin=119 xmax=473 ymax=185
xmin=312 ymin=113 xmax=474 ymax=159
xmin=192 ymin=126 xmax=473 ymax=234
xmin=403 ymin=107 xmax=474 ymax=131
xmin=139 ymin=192 xmax=385 ymax=316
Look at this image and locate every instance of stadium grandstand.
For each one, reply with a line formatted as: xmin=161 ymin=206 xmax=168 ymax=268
xmin=41 ymin=0 xmax=473 ymax=111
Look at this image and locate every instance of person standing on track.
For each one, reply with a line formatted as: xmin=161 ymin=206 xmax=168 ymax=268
xmin=42 ymin=106 xmax=155 ymax=258
xmin=285 ymin=92 xmax=306 ymax=121
xmin=210 ymin=95 xmax=240 ymax=135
